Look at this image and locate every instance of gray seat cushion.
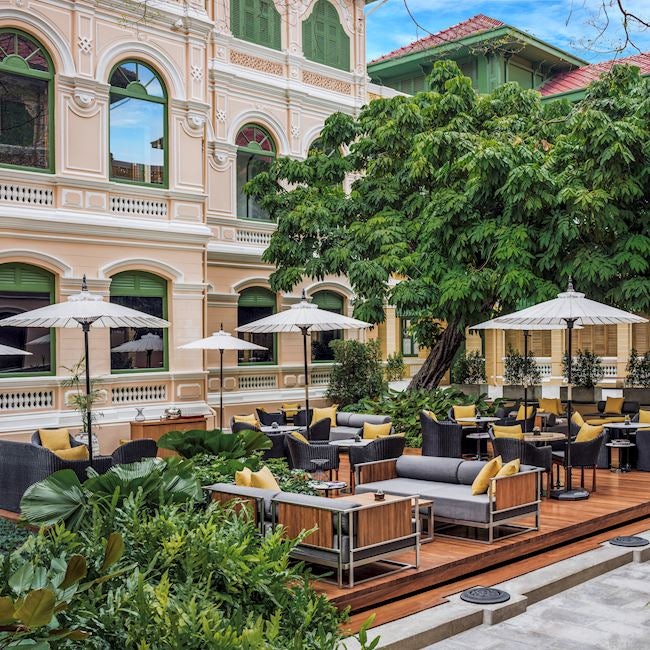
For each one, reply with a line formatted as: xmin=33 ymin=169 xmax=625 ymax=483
xmin=356 ymin=478 xmax=450 ymax=499
xmin=335 ymin=412 xmax=353 ymax=427
xmin=348 ymin=413 xmax=390 ymax=429
xmin=396 ymin=456 xmax=463 ymax=483
xmin=330 ymin=426 xmax=361 ymax=440
xmin=206 ymin=483 xmax=280 ymax=518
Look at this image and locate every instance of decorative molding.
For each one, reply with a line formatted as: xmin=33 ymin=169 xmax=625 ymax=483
xmin=290 ymin=123 xmax=300 ymax=138
xmin=187 ymin=112 xmax=206 ymax=131
xmin=190 ymin=64 xmax=204 ymax=81
xmin=73 ymin=90 xmax=96 ymax=108
xmin=302 ymin=70 xmax=352 ymax=95
xmin=216 ymin=109 xmax=227 ymax=122
xmin=77 ymin=35 xmax=93 ymax=54
xmin=229 ymin=50 xmax=283 ymax=76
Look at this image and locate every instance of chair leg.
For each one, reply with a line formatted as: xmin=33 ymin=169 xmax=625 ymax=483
xmin=592 ymin=465 xmax=597 ymax=492
xmin=581 ymin=466 xmax=585 ymax=488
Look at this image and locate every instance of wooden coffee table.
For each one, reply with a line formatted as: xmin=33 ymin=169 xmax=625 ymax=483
xmin=337 ymin=492 xmax=434 ymax=543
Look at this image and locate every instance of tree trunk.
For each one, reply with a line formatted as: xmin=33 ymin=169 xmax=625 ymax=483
xmin=408 ymin=322 xmax=465 ymax=390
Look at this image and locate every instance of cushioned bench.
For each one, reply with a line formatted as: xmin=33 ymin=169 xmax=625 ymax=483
xmin=354 ymin=456 xmax=541 ymax=543
xmin=330 ymin=412 xmax=392 ymax=441
xmin=206 ymin=482 xmax=419 ymax=587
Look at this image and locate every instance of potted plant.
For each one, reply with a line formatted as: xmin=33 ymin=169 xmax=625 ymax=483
xmin=451 ymin=350 xmax=488 ymax=397
xmin=502 ymin=346 xmax=542 ymax=400
xmin=561 ymin=350 xmax=604 ymax=403
xmin=624 ymin=349 xmax=650 ymax=406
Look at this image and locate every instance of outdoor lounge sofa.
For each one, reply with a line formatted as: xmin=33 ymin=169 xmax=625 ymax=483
xmin=330 ymin=412 xmax=392 ymax=441
xmin=354 ymin=455 xmax=541 ymax=543
xmin=206 ymin=483 xmax=420 ymax=588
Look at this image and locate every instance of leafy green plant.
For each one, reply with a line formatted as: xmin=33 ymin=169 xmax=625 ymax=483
xmin=385 ymin=352 xmax=406 ymax=382
xmin=190 ymin=452 xmax=262 ymax=486
xmin=327 ymin=339 xmax=386 ymax=406
xmin=263 ymin=458 xmax=318 ymax=495
xmin=157 ymin=427 xmax=271 ymax=459
xmin=20 ymin=458 xmax=203 ymax=530
xmin=62 ymin=357 xmax=103 ymax=433
xmin=452 ymin=350 xmax=486 ymax=384
xmin=0 ymin=519 xmax=30 ymax=555
xmin=626 ymin=349 xmax=650 ymax=388
xmin=503 ymin=346 xmax=541 ymax=386
xmin=562 ymin=349 xmax=604 ymax=388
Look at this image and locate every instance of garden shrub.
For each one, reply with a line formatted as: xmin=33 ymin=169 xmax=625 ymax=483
xmin=451 ymin=350 xmax=486 ymax=384
xmin=503 ymin=346 xmax=541 ymax=386
xmin=562 ymin=350 xmax=604 ymax=388
xmin=385 ymin=352 xmax=406 ymax=381
xmin=626 ymin=349 xmax=650 ymax=388
xmin=0 ymin=518 xmax=29 ymax=555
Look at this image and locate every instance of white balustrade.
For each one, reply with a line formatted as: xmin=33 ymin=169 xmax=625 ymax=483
xmin=311 ymin=371 xmax=332 ymax=386
xmin=535 ymin=358 xmax=552 ymax=378
xmin=111 ymin=384 xmax=168 ymax=403
xmin=0 ymin=390 xmax=53 ymax=410
xmin=236 ymin=229 xmax=272 ymax=246
xmin=0 ymin=183 xmax=53 ymax=206
xmin=238 ymin=374 xmax=277 ymax=390
xmin=110 ymin=196 xmax=168 ymax=217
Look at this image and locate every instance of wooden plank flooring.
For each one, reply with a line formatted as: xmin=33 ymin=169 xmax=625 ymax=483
xmin=319 ymin=455 xmax=650 ymax=617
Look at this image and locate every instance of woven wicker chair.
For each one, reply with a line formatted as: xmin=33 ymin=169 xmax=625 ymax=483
xmin=635 ymin=428 xmax=650 ymax=472
xmin=256 ymin=409 xmax=286 ymax=427
xmin=421 ymin=412 xmax=463 ymax=458
xmin=491 ymin=436 xmax=553 ymax=495
xmin=306 ymin=417 xmax=331 ymax=442
xmin=293 ymin=409 xmax=313 ymax=428
xmin=231 ymin=421 xmax=262 ymax=434
xmin=285 ymin=433 xmax=339 ymax=478
xmin=348 ymin=436 xmax=405 ymax=491
xmin=112 ymin=439 xmax=158 ymax=465
xmin=552 ymin=433 xmax=605 ymax=492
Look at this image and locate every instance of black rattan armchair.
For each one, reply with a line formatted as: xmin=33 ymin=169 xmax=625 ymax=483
xmin=349 ymin=436 xmax=405 ymax=482
xmin=635 ymin=428 xmax=650 ymax=471
xmin=421 ymin=412 xmax=463 ymax=458
xmin=256 ymin=409 xmax=286 ymax=427
xmin=293 ymin=409 xmax=313 ymax=428
xmin=261 ymin=433 xmax=289 ymax=462
xmin=306 ymin=417 xmax=331 ymax=442
xmin=492 ymin=436 xmax=553 ymax=495
xmin=285 ymin=433 xmax=339 ymax=478
xmin=231 ymin=421 xmax=262 ymax=434
xmin=31 ymin=430 xmax=84 ymax=449
xmin=112 ymin=439 xmax=158 ymax=465
xmin=552 ymin=433 xmax=605 ymax=492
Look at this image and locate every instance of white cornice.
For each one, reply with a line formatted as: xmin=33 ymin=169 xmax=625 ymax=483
xmin=207 ymin=242 xmax=266 ymax=262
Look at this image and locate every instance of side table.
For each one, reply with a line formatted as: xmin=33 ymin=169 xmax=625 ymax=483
xmin=606 ymin=441 xmax=636 ymax=473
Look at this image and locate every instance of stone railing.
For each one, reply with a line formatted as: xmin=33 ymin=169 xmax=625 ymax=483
xmin=0 ymin=181 xmax=54 ymax=207
xmin=235 ymin=228 xmax=273 ymax=247
xmin=311 ymin=370 xmax=332 ymax=386
xmin=238 ymin=374 xmax=278 ymax=390
xmin=111 ymin=384 xmax=168 ymax=404
xmin=110 ymin=195 xmax=168 ymax=218
xmin=0 ymin=389 xmax=54 ymax=411
xmin=535 ymin=358 xmax=552 ymax=378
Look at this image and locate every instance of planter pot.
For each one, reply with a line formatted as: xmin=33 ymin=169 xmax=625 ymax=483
xmin=560 ymin=386 xmax=596 ymax=403
xmin=503 ymin=385 xmax=543 ymax=401
xmin=623 ymin=388 xmax=650 ymax=407
xmin=451 ymin=384 xmax=489 ymax=397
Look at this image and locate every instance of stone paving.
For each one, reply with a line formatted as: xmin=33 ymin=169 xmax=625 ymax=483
xmin=425 ymin=561 xmax=650 ymax=650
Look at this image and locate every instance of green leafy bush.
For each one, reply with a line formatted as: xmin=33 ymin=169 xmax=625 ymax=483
xmin=562 ymin=350 xmax=604 ymax=388
xmin=503 ymin=346 xmax=541 ymax=386
xmin=0 ymin=519 xmax=29 ymax=555
xmin=385 ymin=352 xmax=406 ymax=382
xmin=327 ymin=339 xmax=386 ymax=407
xmin=157 ymin=427 xmax=271 ymax=459
xmin=191 ymin=451 xmax=262 ymax=485
xmin=344 ymin=388 xmax=492 ymax=448
xmin=451 ymin=350 xmax=486 ymax=384
xmin=264 ymin=458 xmax=318 ymax=495
xmin=626 ymin=349 xmax=650 ymax=388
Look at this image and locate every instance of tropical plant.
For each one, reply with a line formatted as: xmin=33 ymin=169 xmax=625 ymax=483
xmin=157 ymin=427 xmax=271 ymax=459
xmin=0 ymin=529 xmax=129 ymax=649
xmin=0 ymin=519 xmax=29 ymax=555
xmin=62 ymin=358 xmax=103 ymax=434
xmin=452 ymin=350 xmax=486 ymax=384
xmin=626 ymin=349 xmax=650 ymax=388
xmin=503 ymin=346 xmax=541 ymax=386
xmin=562 ymin=349 xmax=605 ymax=388
xmin=20 ymin=458 xmax=203 ymax=530
xmin=190 ymin=451 xmax=262 ymax=486
xmin=327 ymin=339 xmax=386 ymax=406
xmin=248 ymin=61 xmax=650 ymax=390
xmin=263 ymin=457 xmax=318 ymax=495
xmin=385 ymin=351 xmax=406 ymax=382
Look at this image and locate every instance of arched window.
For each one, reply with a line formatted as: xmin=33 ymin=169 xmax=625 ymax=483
xmin=109 ymin=60 xmax=167 ymax=187
xmin=0 ymin=29 xmax=54 ymax=171
xmin=238 ymin=287 xmax=276 ymax=363
xmin=231 ymin=0 xmax=281 ymax=50
xmin=0 ymin=263 xmax=54 ymax=375
xmin=110 ymin=271 xmax=167 ymax=372
xmin=236 ymin=124 xmax=276 ymax=221
xmin=311 ymin=290 xmax=343 ymax=361
xmin=302 ymin=0 xmax=350 ymax=71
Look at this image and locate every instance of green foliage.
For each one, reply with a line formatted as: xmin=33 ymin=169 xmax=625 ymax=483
xmin=190 ymin=452 xmax=262 ymax=485
xmin=626 ymin=349 xmax=650 ymax=387
xmin=157 ymin=427 xmax=271 ymax=459
xmin=451 ymin=350 xmax=486 ymax=384
xmin=248 ymin=60 xmax=650 ymax=388
xmin=503 ymin=345 xmax=541 ymax=386
xmin=327 ymin=339 xmax=386 ymax=406
xmin=62 ymin=358 xmax=102 ymax=433
xmin=0 ymin=519 xmax=30 ymax=555
xmin=263 ymin=458 xmax=318 ymax=495
xmin=344 ymin=388 xmax=492 ymax=448
xmin=20 ymin=458 xmax=203 ymax=530
xmin=562 ymin=349 xmax=605 ymax=388
xmin=385 ymin=351 xmax=406 ymax=381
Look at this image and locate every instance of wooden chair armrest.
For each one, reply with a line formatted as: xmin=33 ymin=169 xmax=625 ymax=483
xmin=354 ymin=497 xmax=415 ymax=548
xmin=492 ymin=470 xmax=540 ymax=511
xmin=355 ymin=458 xmax=398 ymax=486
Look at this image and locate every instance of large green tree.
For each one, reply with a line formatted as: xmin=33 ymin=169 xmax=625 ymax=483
xmin=249 ymin=61 xmax=650 ymax=389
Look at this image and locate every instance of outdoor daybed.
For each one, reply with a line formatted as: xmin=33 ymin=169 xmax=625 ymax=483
xmin=330 ymin=412 xmax=392 ymax=441
xmin=207 ymin=483 xmax=420 ymax=588
xmin=354 ymin=456 xmax=541 ymax=543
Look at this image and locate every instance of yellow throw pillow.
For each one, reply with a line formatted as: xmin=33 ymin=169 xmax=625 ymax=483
xmin=605 ymin=397 xmax=625 ymax=414
xmin=54 ymin=445 xmax=89 ymax=461
xmin=233 ymin=414 xmax=259 ymax=428
xmin=453 ymin=404 xmax=476 ymax=420
xmin=639 ymin=409 xmax=650 ymax=424
xmin=250 ymin=466 xmax=280 ymax=491
xmin=471 ymin=456 xmax=502 ymax=496
xmin=539 ymin=398 xmax=563 ymax=416
xmin=575 ymin=423 xmax=603 ymax=443
xmin=571 ymin=411 xmax=585 ymax=428
xmin=291 ymin=432 xmax=309 ymax=445
xmin=496 ymin=458 xmax=520 ymax=478
xmin=378 ymin=432 xmax=404 ymax=438
xmin=235 ymin=467 xmax=252 ymax=487
xmin=363 ymin=422 xmax=392 ymax=440
xmin=39 ymin=428 xmax=71 ymax=452
xmin=311 ymin=405 xmax=338 ymax=426
xmin=492 ymin=424 xmax=524 ymax=440
xmin=516 ymin=405 xmax=534 ymax=421
xmin=423 ymin=410 xmax=438 ymax=422
xmin=281 ymin=403 xmax=300 ymax=416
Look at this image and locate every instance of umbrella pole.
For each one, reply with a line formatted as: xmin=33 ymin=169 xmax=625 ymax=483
xmin=300 ymin=326 xmax=310 ymax=437
xmin=82 ymin=323 xmax=93 ymax=467
xmin=219 ymin=348 xmax=224 ymax=432
xmin=523 ymin=330 xmax=529 ymax=433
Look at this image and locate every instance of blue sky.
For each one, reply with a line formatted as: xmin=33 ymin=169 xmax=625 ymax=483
xmin=365 ymin=0 xmax=649 ymax=64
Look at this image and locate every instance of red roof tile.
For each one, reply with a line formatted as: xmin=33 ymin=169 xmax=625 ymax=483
xmin=539 ymin=52 xmax=650 ymax=96
xmin=370 ymin=14 xmax=504 ymax=64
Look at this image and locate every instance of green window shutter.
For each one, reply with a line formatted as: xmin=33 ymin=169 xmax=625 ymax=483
xmin=0 ymin=263 xmax=53 ymax=294
xmin=232 ymin=0 xmax=281 ymax=50
xmin=312 ymin=290 xmax=343 ymax=312
xmin=231 ymin=0 xmax=242 ymax=38
xmin=302 ymin=0 xmax=349 ymax=71
xmin=238 ymin=287 xmax=275 ymax=308
xmin=110 ymin=271 xmax=166 ymax=297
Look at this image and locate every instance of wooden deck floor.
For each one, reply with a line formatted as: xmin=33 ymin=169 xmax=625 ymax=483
xmin=318 ymin=456 xmax=650 ymax=618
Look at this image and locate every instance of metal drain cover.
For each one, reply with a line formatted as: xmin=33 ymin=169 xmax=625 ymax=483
xmin=460 ymin=587 xmax=510 ymax=604
xmin=609 ymin=536 xmax=650 ymax=547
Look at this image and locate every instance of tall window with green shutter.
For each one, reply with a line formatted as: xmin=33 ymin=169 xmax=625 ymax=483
xmin=311 ymin=290 xmax=344 ymax=361
xmin=0 ymin=263 xmax=54 ymax=376
xmin=302 ymin=0 xmax=350 ymax=71
xmin=110 ymin=271 xmax=168 ymax=372
xmin=231 ymin=0 xmax=281 ymax=50
xmin=238 ymin=287 xmax=276 ymax=364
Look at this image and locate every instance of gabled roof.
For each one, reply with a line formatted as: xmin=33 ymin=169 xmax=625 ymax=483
xmin=370 ymin=14 xmax=504 ymax=64
xmin=539 ymin=52 xmax=650 ymax=96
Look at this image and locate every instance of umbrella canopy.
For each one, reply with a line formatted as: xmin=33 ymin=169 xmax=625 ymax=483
xmin=112 ymin=333 xmax=164 ymax=353
xmin=26 ymin=333 xmax=50 ymax=346
xmin=0 ymin=343 xmax=31 ymax=356
xmin=179 ymin=327 xmax=266 ymax=431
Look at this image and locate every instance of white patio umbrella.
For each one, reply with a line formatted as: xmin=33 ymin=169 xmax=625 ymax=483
xmin=0 ymin=343 xmax=31 ymax=356
xmin=179 ymin=325 xmax=266 ymax=431
xmin=0 ymin=277 xmax=169 ymax=465
xmin=477 ymin=280 xmax=647 ymax=500
xmin=236 ymin=291 xmax=372 ymax=434
xmin=112 ymin=332 xmax=164 ymax=368
xmin=470 ymin=321 xmax=582 ymax=432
